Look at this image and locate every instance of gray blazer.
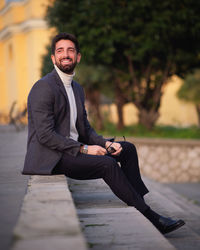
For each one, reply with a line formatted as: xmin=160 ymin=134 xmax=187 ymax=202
xmin=22 ymin=69 xmax=106 ymax=175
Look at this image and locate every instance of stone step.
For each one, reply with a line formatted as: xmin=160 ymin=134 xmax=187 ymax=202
xmin=10 ymin=174 xmax=200 ymax=250
xmin=11 ymin=175 xmax=87 ymax=250
xmin=143 ymin=177 xmax=200 ymax=250
xmin=69 ymin=178 xmax=176 ymax=250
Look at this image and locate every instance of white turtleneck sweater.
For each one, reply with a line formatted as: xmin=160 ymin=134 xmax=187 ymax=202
xmin=54 ymin=64 xmax=79 ymax=141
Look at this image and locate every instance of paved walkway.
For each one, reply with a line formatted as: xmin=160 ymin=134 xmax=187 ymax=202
xmin=144 ymin=178 xmax=200 ymax=250
xmin=68 ymin=177 xmax=200 ymax=250
xmin=165 ymin=182 xmax=200 ymax=206
xmin=68 ymin=178 xmax=175 ymax=249
xmin=0 ymin=126 xmax=200 ymax=250
xmin=0 ymin=126 xmax=29 ymax=250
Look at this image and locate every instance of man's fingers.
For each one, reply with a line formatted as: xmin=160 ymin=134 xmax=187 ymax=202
xmin=98 ymin=147 xmax=107 ymax=155
xmin=87 ymin=145 xmax=107 ymax=155
xmin=87 ymin=145 xmax=123 ymax=156
xmin=112 ymin=145 xmax=122 ymax=155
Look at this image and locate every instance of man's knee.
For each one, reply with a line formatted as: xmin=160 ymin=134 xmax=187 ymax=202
xmin=103 ymin=156 xmax=118 ymax=172
xmin=121 ymin=141 xmax=137 ymax=153
xmin=102 ymin=156 xmax=122 ymax=180
xmin=105 ymin=156 xmax=118 ymax=166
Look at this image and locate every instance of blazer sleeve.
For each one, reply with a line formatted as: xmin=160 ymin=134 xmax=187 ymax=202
xmin=28 ymin=80 xmax=81 ymax=156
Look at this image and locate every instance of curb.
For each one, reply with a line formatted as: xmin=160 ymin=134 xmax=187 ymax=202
xmin=11 ymin=175 xmax=88 ymax=250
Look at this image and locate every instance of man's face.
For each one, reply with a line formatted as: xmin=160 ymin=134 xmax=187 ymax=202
xmin=51 ymin=39 xmax=81 ymax=74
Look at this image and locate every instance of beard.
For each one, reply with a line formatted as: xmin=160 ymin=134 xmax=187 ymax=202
xmin=55 ymin=57 xmax=77 ymax=74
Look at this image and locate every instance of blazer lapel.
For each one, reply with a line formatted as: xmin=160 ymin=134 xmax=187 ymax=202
xmin=52 ymin=69 xmax=83 ymax=134
xmin=52 ymin=69 xmax=70 ymax=104
xmin=72 ymin=80 xmax=84 ymax=131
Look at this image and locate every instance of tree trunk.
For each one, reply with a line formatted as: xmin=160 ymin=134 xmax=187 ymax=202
xmin=195 ymin=104 xmax=200 ymax=128
xmin=131 ymin=81 xmax=163 ymax=129
xmin=114 ymin=81 xmax=128 ymax=130
xmin=138 ymin=108 xmax=160 ymax=130
xmin=116 ymin=101 xmax=124 ymax=130
xmin=86 ymin=89 xmax=104 ymax=130
xmin=127 ymin=55 xmax=171 ymax=130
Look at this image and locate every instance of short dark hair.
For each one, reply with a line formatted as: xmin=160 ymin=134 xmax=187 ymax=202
xmin=51 ymin=32 xmax=80 ymax=54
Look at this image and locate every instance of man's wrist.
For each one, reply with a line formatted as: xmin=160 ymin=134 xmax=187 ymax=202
xmin=80 ymin=144 xmax=88 ymax=154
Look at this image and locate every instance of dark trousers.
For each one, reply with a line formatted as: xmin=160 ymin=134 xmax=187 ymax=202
xmin=52 ymin=141 xmax=149 ymax=213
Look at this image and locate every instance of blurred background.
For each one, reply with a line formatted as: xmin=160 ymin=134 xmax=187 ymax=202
xmin=0 ymin=0 xmax=200 ymax=136
xmin=0 ymin=2 xmax=200 ymax=250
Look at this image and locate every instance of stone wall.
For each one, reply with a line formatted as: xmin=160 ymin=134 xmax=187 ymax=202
xmin=128 ymin=138 xmax=200 ymax=183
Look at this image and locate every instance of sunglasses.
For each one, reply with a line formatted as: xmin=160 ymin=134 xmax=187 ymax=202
xmin=106 ymin=136 xmax=126 ymax=155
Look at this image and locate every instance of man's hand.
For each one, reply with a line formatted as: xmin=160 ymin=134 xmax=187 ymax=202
xmin=87 ymin=145 xmax=107 ymax=155
xmin=105 ymin=141 xmax=122 ymax=156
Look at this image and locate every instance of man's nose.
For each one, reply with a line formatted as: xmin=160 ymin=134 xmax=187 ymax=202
xmin=63 ymin=50 xmax=69 ymax=58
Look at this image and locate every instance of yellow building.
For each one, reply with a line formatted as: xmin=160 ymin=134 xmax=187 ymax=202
xmin=0 ymin=0 xmax=53 ymax=123
xmin=121 ymin=76 xmax=198 ymax=127
xmin=0 ymin=0 xmax=198 ymax=126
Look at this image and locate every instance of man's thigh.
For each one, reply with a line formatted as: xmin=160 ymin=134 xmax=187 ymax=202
xmin=52 ymin=152 xmax=118 ymax=180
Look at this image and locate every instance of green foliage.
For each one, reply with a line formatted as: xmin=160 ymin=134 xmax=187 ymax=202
xmin=177 ymin=69 xmax=200 ymax=104
xmin=99 ymin=122 xmax=200 ymax=139
xmin=45 ymin=0 xmax=200 ymax=76
xmin=74 ymin=63 xmax=114 ymax=99
xmin=41 ymin=45 xmax=54 ymax=77
xmin=43 ymin=0 xmax=200 ymax=128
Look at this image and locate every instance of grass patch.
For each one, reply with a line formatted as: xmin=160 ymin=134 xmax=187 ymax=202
xmin=85 ymin=223 xmax=108 ymax=227
xmin=11 ymin=234 xmax=22 ymax=246
xmin=88 ymin=242 xmax=100 ymax=248
xmin=97 ymin=122 xmax=200 ymax=139
xmin=193 ymin=200 xmax=200 ymax=205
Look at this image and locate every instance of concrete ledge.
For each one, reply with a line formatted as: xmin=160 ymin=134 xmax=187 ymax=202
xmin=11 ymin=175 xmax=87 ymax=250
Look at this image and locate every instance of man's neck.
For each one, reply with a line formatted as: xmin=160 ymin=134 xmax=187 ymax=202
xmin=54 ymin=64 xmax=75 ymax=87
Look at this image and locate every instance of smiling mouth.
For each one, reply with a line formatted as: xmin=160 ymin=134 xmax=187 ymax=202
xmin=61 ymin=59 xmax=72 ymax=64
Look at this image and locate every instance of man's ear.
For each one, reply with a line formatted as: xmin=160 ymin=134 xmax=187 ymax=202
xmin=77 ymin=53 xmax=81 ymax=63
xmin=51 ymin=54 xmax=55 ymax=64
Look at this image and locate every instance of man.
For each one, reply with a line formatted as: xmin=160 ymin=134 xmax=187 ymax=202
xmin=23 ymin=32 xmax=185 ymax=234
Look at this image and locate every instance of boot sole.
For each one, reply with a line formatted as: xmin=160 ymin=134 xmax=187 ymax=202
xmin=161 ymin=220 xmax=185 ymax=234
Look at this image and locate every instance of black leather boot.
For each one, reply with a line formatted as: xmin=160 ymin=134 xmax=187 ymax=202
xmin=156 ymin=215 xmax=185 ymax=234
xmin=143 ymin=208 xmax=185 ymax=234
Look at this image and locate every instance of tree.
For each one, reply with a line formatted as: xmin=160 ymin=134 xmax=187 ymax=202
xmin=45 ymin=0 xmax=200 ymax=129
xmin=177 ymin=69 xmax=200 ymax=127
xmin=75 ymin=63 xmax=113 ymax=130
xmin=41 ymin=45 xmax=54 ymax=77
